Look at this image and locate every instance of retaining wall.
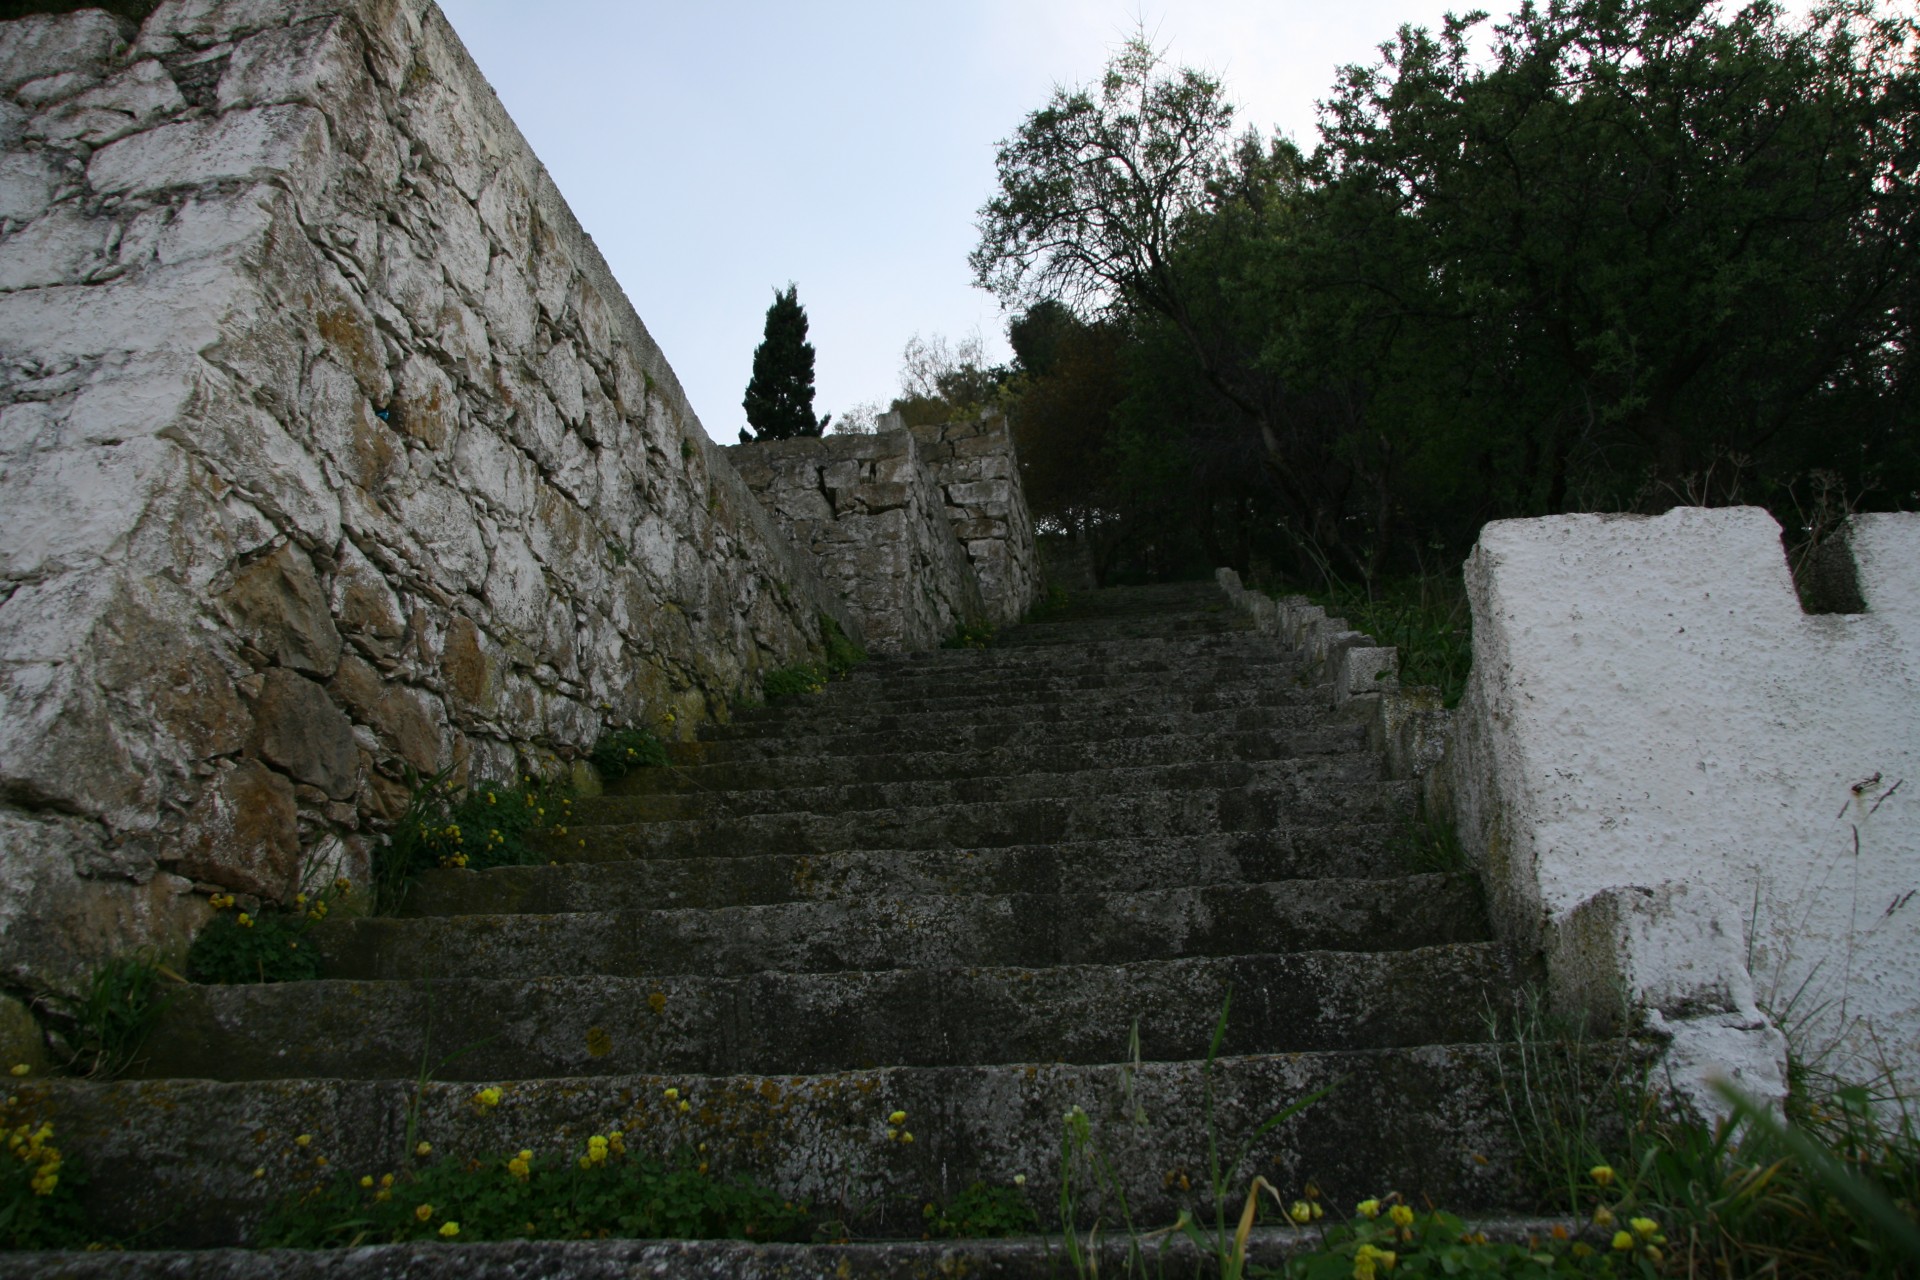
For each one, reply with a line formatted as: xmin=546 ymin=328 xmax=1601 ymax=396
xmin=905 ymin=415 xmax=1042 ymax=627
xmin=0 ymin=0 xmax=858 ymax=998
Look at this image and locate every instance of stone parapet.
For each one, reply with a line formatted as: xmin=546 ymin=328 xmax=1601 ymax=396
xmin=0 ymin=1 xmax=856 ymax=995
xmin=727 ymin=427 xmax=987 ymax=653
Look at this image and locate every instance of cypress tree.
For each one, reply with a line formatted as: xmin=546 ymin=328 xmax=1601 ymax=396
xmin=741 ymin=284 xmax=823 ymax=441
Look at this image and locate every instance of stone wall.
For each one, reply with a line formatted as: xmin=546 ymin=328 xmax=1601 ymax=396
xmin=726 ymin=427 xmax=988 ymax=654
xmin=0 ymin=0 xmax=859 ymax=998
xmin=906 ymin=414 xmax=1042 ymax=626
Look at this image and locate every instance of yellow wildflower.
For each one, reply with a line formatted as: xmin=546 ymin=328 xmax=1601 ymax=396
xmin=8 ymin=1064 xmax=28 ymax=1078
xmin=1612 ymin=1231 xmax=1633 ymax=1251
xmin=1356 ymin=1198 xmax=1381 ymax=1219
xmin=415 ymin=1141 xmax=432 ymax=1157
xmin=888 ymin=1110 xmax=908 ymax=1125
xmin=901 ymin=1132 xmax=913 ymax=1143
xmin=1592 ymin=1205 xmax=1614 ymax=1227
xmin=1014 ymin=1174 xmax=1027 ymax=1186
xmin=1631 ymin=1216 xmax=1661 ymax=1239
xmin=252 ymin=1167 xmax=265 ymax=1179
xmin=439 ymin=1221 xmax=459 ymax=1238
xmin=1589 ymin=1164 xmax=1615 ymax=1187
xmin=415 ymin=1203 xmax=434 ymax=1222
xmin=294 ymin=1134 xmax=312 ymax=1148
xmin=380 ymin=1173 xmax=395 ymax=1188
xmin=677 ymin=1100 xmax=690 ymax=1113
xmin=1389 ymin=1204 xmax=1415 ymax=1228
xmin=237 ymin=912 xmax=254 ymax=928
xmin=473 ymin=1087 xmax=502 ymax=1109
xmin=360 ymin=1175 xmax=374 ymax=1188
xmin=1289 ymin=1200 xmax=1313 ymax=1224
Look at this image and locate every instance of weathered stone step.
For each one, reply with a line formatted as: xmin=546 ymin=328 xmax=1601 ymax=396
xmin=674 ymin=707 xmax=1349 ymax=763
xmin=849 ymin=629 xmax=1283 ymax=674
xmin=783 ymin=664 xmax=1303 ymax=710
xmin=623 ymin=726 xmax=1366 ymax=796
xmin=835 ymin=648 xmax=1296 ymax=689
xmin=20 ymin=1044 xmax=1528 ymax=1245
xmin=397 ymin=827 xmax=1412 ymax=917
xmin=551 ymin=782 xmax=1415 ymax=860
xmin=136 ymin=945 xmax=1508 ymax=1082
xmin=313 ymin=874 xmax=1484 ymax=980
xmin=575 ymin=754 xmax=1383 ymax=826
xmin=727 ymin=676 xmax=1314 ymax=728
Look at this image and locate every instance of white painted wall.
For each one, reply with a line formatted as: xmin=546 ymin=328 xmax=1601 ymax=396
xmin=1453 ymin=507 xmax=1920 ymax=1106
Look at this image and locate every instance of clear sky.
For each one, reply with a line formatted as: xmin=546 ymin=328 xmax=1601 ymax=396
xmin=432 ymin=1 xmax=1799 ymax=442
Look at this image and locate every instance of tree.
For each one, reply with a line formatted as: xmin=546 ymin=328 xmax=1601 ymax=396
xmin=741 ymin=285 xmax=824 ymax=441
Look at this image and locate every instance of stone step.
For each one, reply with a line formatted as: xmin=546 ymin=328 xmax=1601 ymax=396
xmin=847 ymin=629 xmax=1286 ymax=675
xmin=823 ymin=653 xmax=1302 ymax=697
xmin=20 ymin=1044 xmax=1528 ymax=1246
xmin=725 ymin=677 xmax=1316 ymax=730
xmin=624 ymin=726 xmax=1367 ymax=796
xmin=671 ymin=707 xmax=1350 ymax=764
xmin=396 ymin=827 xmax=1413 ymax=917
xmin=574 ymin=754 xmax=1384 ymax=826
xmin=135 ymin=944 xmax=1509 ymax=1082
xmin=549 ymin=782 xmax=1415 ymax=860
xmin=313 ymin=875 xmax=1485 ymax=981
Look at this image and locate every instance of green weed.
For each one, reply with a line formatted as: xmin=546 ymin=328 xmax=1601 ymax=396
xmin=373 ymin=770 xmax=567 ymax=914
xmin=0 ymin=1110 xmax=93 ymax=1250
xmin=762 ymin=664 xmax=827 ymax=699
xmin=1389 ymin=807 xmax=1470 ymax=876
xmin=942 ymin=621 xmax=996 ymax=650
xmin=1306 ymin=574 xmax=1471 ymax=708
xmin=819 ymin=613 xmax=866 ymax=677
xmin=589 ymin=727 xmax=669 ymax=781
xmin=53 ymin=955 xmax=170 ymax=1080
xmin=921 ymin=1180 xmax=1037 ymax=1238
xmin=186 ymin=878 xmax=353 ymax=985
xmin=260 ymin=1132 xmax=806 ymax=1247
xmin=1024 ymin=585 xmax=1072 ymax=623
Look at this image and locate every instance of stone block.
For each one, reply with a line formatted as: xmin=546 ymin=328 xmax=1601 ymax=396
xmin=0 ymin=992 xmax=49 ymax=1077
xmin=330 ymin=653 xmax=440 ymax=774
xmin=0 ymin=10 xmax=127 ymax=94
xmin=0 ymin=151 xmax=67 ymax=228
xmin=251 ymin=668 xmax=357 ymax=800
xmin=170 ymin=757 xmax=300 ymax=899
xmin=220 ymin=541 xmax=342 ymax=676
xmin=88 ymin=103 xmax=330 ymax=199
xmin=28 ymin=59 xmax=184 ymax=147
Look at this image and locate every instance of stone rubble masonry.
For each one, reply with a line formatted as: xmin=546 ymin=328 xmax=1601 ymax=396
xmin=725 ymin=426 xmax=990 ymax=655
xmin=1223 ymin=509 xmax=1920 ymax=1117
xmin=906 ymin=414 xmax=1042 ymax=628
xmin=0 ymin=0 xmax=861 ymax=999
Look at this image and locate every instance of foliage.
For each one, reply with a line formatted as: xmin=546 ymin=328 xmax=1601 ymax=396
xmin=978 ymin=2 xmax=1920 ymax=587
xmin=761 ymin=664 xmax=827 ymax=699
xmin=740 ymin=284 xmax=824 ymax=441
xmin=373 ymin=771 xmax=564 ymax=913
xmin=1310 ymin=574 xmax=1472 ymax=708
xmin=921 ymin=1180 xmax=1037 ymax=1238
xmin=186 ymin=879 xmax=352 ymax=985
xmin=819 ymin=613 xmax=866 ymax=677
xmin=588 ymin=728 xmax=669 ymax=782
xmin=1273 ymin=1199 xmax=1627 ymax=1278
xmin=940 ymin=622 xmax=996 ymax=650
xmin=0 ymin=1113 xmax=93 ymax=1250
xmin=52 ymin=955 xmax=169 ymax=1080
xmin=261 ymin=1133 xmax=806 ymax=1247
xmin=1388 ymin=808 xmax=1470 ymax=876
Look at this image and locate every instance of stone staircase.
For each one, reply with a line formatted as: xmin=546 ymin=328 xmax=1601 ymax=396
xmin=22 ymin=582 xmax=1528 ymax=1253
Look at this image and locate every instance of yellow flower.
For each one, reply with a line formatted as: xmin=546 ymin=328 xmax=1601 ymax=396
xmin=252 ymin=1167 xmax=265 ymax=1179
xmin=677 ymin=1100 xmax=690 ymax=1113
xmin=335 ymin=877 xmax=352 ymax=892
xmin=1289 ymin=1200 xmax=1313 ymax=1224
xmin=1014 ymin=1174 xmax=1027 ymax=1187
xmin=1631 ymin=1216 xmax=1660 ymax=1239
xmin=1356 ymin=1198 xmax=1381 ymax=1219
xmin=1589 ymin=1164 xmax=1616 ymax=1187
xmin=237 ymin=912 xmax=254 ymax=928
xmin=294 ymin=894 xmax=307 ymax=907
xmin=8 ymin=1064 xmax=28 ymax=1078
xmin=474 ymin=1087 xmax=502 ymax=1109
xmin=439 ymin=1221 xmax=460 ymax=1238
xmin=1388 ymin=1204 xmax=1415 ymax=1228
xmin=888 ymin=1110 xmax=908 ymax=1125
xmin=1571 ymin=1243 xmax=1594 ymax=1259
xmin=886 ymin=1128 xmax=898 ymax=1141
xmin=380 ymin=1173 xmax=395 ymax=1188
xmin=360 ymin=1175 xmax=374 ymax=1188
xmin=415 ymin=1141 xmax=432 ymax=1158
xmin=415 ymin=1203 xmax=434 ymax=1222
xmin=1592 ymin=1205 xmax=1615 ymax=1227
xmin=901 ymin=1132 xmax=913 ymax=1143
xmin=1611 ymin=1231 xmax=1633 ymax=1251
xmin=294 ymin=1134 xmax=312 ymax=1148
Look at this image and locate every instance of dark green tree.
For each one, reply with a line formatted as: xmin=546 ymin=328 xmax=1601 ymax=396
xmin=741 ymin=285 xmax=824 ymax=441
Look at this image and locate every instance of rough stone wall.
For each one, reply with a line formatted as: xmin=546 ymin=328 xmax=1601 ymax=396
xmin=0 ymin=0 xmax=858 ymax=997
xmin=1450 ymin=508 xmax=1919 ymax=1106
xmin=905 ymin=413 xmax=1042 ymax=626
xmin=727 ymin=427 xmax=986 ymax=653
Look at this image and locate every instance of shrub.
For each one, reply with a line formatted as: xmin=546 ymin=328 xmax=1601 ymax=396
xmin=589 ymin=728 xmax=668 ymax=781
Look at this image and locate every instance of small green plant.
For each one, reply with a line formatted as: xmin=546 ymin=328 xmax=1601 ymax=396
xmin=53 ymin=954 xmax=170 ymax=1079
xmin=373 ymin=770 xmax=566 ymax=913
xmin=604 ymin=539 xmax=629 ymax=567
xmin=187 ymin=879 xmax=352 ymax=985
xmin=261 ymin=1131 xmax=806 ymax=1247
xmin=1304 ymin=574 xmax=1471 ymax=708
xmin=0 ymin=1110 xmax=94 ymax=1250
xmin=1389 ymin=807 xmax=1470 ymax=875
xmin=589 ymin=728 xmax=669 ymax=781
xmin=1024 ymin=584 xmax=1072 ymax=623
xmin=941 ymin=621 xmax=996 ymax=649
xmin=1274 ymin=1197 xmax=1625 ymax=1278
xmin=762 ymin=664 xmax=827 ymax=699
xmin=819 ymin=613 xmax=865 ymax=677
xmin=922 ymin=1180 xmax=1038 ymax=1238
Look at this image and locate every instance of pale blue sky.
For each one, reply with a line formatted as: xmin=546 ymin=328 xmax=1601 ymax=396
xmin=433 ymin=2 xmax=1806 ymax=442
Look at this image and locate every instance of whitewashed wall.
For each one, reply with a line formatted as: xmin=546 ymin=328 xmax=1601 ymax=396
xmin=1452 ymin=508 xmax=1920 ymax=1107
